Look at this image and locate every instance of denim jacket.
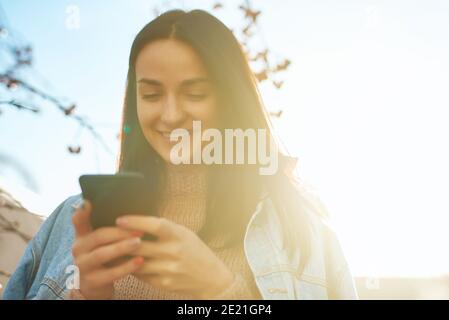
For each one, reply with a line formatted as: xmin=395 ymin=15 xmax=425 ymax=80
xmin=3 ymin=184 xmax=358 ymax=300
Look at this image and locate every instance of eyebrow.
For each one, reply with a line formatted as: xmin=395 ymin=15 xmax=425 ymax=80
xmin=137 ymin=77 xmax=210 ymax=87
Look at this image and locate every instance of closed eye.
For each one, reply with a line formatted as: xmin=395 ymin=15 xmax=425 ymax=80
xmin=186 ymin=93 xmax=208 ymax=101
xmin=142 ymin=94 xmax=162 ymax=102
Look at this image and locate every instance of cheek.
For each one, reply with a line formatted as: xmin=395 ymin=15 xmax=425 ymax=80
xmin=187 ymin=98 xmax=219 ymax=128
xmin=136 ymin=101 xmax=159 ymax=127
xmin=136 ymin=102 xmax=161 ymax=147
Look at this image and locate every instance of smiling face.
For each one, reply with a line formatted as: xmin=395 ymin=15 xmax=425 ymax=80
xmin=135 ymin=38 xmax=218 ymax=165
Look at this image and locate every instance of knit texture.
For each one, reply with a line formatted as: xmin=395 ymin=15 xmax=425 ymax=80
xmin=111 ymin=165 xmax=263 ymax=300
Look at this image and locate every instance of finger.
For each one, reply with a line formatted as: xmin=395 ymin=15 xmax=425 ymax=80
xmin=134 ymin=274 xmax=158 ymax=283
xmin=133 ymin=259 xmax=178 ymax=276
xmin=134 ymin=274 xmax=175 ymax=290
xmin=76 ymin=237 xmax=142 ymax=272
xmin=130 ymin=241 xmax=178 ymax=259
xmin=72 ymin=200 xmax=92 ymax=237
xmin=87 ymin=256 xmax=145 ymax=288
xmin=72 ymin=227 xmax=144 ymax=257
xmin=116 ymin=216 xmax=179 ymax=239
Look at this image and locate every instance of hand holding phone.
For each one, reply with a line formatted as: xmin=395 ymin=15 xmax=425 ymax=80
xmin=71 ymin=199 xmax=145 ymax=299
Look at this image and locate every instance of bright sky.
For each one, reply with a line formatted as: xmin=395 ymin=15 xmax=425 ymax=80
xmin=1 ymin=0 xmax=449 ymax=277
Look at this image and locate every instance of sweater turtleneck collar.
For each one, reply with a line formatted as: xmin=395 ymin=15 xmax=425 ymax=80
xmin=162 ymin=163 xmax=209 ymax=199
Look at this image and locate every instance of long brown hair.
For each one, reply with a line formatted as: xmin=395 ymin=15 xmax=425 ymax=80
xmin=117 ymin=9 xmax=316 ymax=275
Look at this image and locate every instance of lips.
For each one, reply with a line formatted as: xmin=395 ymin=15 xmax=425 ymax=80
xmin=156 ymin=129 xmax=192 ymax=140
xmin=159 ymin=131 xmax=171 ymax=138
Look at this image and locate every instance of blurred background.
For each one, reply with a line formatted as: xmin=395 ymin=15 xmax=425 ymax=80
xmin=1 ymin=0 xmax=449 ymax=299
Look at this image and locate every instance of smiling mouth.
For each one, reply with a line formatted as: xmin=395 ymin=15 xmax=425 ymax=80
xmin=158 ymin=131 xmax=172 ymax=139
xmin=157 ymin=129 xmax=192 ymax=140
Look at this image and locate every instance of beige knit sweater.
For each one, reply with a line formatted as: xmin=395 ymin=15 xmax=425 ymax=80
xmin=70 ymin=165 xmax=262 ymax=300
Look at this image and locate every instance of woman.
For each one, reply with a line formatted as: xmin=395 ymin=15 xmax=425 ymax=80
xmin=3 ymin=9 xmax=357 ymax=300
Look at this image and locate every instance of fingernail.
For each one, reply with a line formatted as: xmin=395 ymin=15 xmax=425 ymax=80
xmin=131 ymin=231 xmax=145 ymax=237
xmin=116 ymin=217 xmax=127 ymax=226
xmin=133 ymin=256 xmax=144 ymax=266
xmin=127 ymin=237 xmax=141 ymax=246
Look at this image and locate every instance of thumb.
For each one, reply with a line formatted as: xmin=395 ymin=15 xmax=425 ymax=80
xmin=72 ymin=199 xmax=93 ymax=237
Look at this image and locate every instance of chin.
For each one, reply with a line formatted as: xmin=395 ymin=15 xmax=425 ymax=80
xmin=161 ymin=153 xmax=173 ymax=164
xmin=152 ymin=146 xmax=171 ymax=164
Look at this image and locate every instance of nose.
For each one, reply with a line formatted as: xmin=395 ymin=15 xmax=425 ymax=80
xmin=160 ymin=93 xmax=185 ymax=126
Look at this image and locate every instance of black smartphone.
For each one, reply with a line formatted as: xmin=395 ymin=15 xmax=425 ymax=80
xmin=78 ymin=172 xmax=157 ymax=242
